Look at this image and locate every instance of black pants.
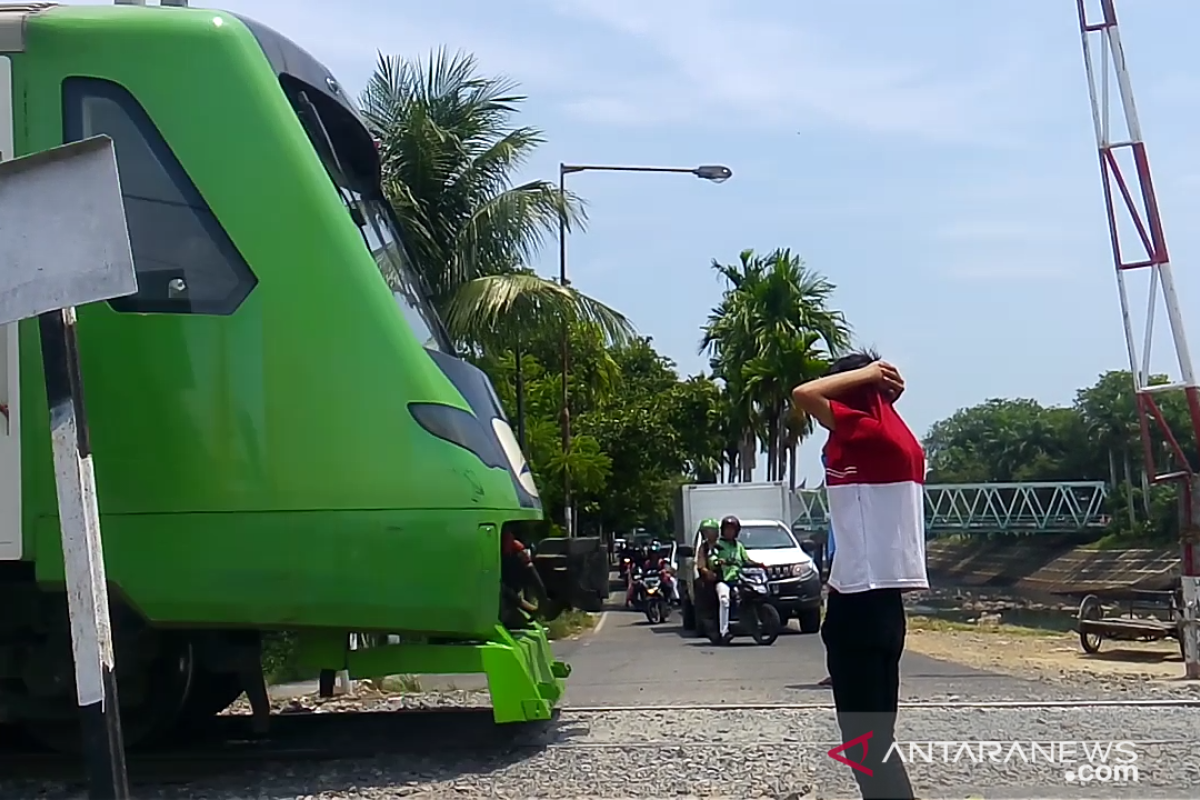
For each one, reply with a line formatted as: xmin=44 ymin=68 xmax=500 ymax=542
xmin=821 ymin=588 xmax=914 ymax=800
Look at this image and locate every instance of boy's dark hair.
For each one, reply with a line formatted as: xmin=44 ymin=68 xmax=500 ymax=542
xmin=825 ymin=348 xmax=881 ymax=376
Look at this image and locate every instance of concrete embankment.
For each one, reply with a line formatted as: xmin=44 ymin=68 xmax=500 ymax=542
xmin=926 ymin=534 xmax=1179 ymax=594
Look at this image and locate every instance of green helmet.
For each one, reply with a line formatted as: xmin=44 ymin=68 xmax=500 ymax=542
xmin=699 ymin=518 xmax=719 ymax=532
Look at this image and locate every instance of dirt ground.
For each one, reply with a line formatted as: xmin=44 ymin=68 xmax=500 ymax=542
xmin=904 ymin=616 xmax=1189 ymax=683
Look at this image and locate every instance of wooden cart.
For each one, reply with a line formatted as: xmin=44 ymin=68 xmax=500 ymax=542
xmin=1075 ymin=588 xmax=1184 ymax=658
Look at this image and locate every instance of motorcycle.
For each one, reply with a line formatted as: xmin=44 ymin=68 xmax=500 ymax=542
xmin=618 ymin=551 xmax=637 ymax=582
xmin=706 ymin=566 xmax=780 ymax=646
xmin=641 ymin=570 xmax=673 ymax=624
xmin=625 ymin=563 xmax=643 ymax=608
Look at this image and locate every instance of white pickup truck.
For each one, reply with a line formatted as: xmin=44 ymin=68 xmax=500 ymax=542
xmin=674 ymin=483 xmax=822 ymax=634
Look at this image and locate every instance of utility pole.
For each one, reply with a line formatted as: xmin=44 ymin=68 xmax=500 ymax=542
xmin=556 ymin=162 xmax=732 ymax=536
xmin=558 ymin=165 xmax=572 ymax=537
xmin=1076 ymin=0 xmax=1200 ymax=678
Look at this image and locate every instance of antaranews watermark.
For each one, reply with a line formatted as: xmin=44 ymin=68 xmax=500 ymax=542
xmin=828 ymin=732 xmax=1140 ymax=785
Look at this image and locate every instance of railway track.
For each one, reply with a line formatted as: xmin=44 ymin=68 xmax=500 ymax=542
xmin=567 ymin=697 xmax=1200 ymax=711
xmin=0 ymin=707 xmax=528 ymax=784
xmin=2 ymin=697 xmax=1199 ymax=786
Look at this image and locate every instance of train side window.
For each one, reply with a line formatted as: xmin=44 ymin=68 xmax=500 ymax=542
xmin=61 ymin=77 xmax=257 ymax=314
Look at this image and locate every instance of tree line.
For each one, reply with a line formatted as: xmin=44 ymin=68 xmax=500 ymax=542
xmin=924 ymin=370 xmax=1198 ymax=542
xmin=366 ymin=49 xmax=854 ymax=535
xmin=366 ymin=48 xmax=1196 ymax=544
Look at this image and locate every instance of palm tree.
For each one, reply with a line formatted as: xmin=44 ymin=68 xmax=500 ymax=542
xmin=744 ymin=330 xmax=829 ymax=484
xmin=701 ymin=249 xmax=851 ymax=487
xmin=359 ymin=49 xmax=633 ymax=349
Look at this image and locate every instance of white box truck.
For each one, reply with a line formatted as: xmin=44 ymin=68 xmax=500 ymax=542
xmin=675 ymin=482 xmax=823 ymax=634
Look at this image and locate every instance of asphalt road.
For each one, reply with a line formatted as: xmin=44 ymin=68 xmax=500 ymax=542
xmin=555 ymin=603 xmax=1036 ymax=707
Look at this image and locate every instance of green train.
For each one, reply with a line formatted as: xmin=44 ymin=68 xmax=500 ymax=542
xmin=0 ymin=1 xmax=606 ymax=750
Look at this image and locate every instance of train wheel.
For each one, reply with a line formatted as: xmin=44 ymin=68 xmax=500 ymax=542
xmin=23 ymin=634 xmax=195 ymax=754
xmin=178 ymin=669 xmax=244 ymax=723
xmin=165 ymin=668 xmax=245 ymax=744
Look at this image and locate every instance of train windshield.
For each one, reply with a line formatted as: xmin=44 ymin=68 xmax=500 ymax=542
xmin=278 ymin=75 xmax=448 ymax=353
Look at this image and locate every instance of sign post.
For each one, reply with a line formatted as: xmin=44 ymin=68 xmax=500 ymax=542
xmin=0 ymin=135 xmax=138 ymax=799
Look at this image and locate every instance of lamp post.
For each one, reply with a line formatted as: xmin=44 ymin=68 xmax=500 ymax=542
xmin=557 ymin=162 xmax=732 ymax=536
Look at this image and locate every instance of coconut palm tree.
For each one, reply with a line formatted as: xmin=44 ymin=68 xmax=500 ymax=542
xmin=359 ymin=48 xmax=633 ymax=348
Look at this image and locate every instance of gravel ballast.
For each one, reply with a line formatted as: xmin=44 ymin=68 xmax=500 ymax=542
xmin=6 ymin=702 xmax=1198 ymax=799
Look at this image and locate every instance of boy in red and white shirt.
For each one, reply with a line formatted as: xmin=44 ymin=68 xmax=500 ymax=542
xmin=792 ymin=351 xmax=926 ymax=800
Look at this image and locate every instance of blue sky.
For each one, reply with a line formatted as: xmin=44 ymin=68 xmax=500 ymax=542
xmin=87 ymin=1 xmax=1200 ymax=484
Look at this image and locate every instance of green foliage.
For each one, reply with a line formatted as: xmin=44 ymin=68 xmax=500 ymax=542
xmin=360 ymin=49 xmax=578 ymax=305
xmin=474 ymin=247 xmax=858 ymax=530
xmin=924 ymin=370 xmax=1197 ymax=543
xmin=361 ymin=51 xmax=860 ymax=530
xmin=544 ymin=609 xmax=596 ymax=640
xmin=669 ymin=375 xmax=728 ymax=484
xmin=701 ymin=248 xmax=851 ymax=484
xmin=260 ymin=632 xmax=315 ymax=686
xmin=924 ymin=398 xmax=1089 ymax=483
xmin=477 ymin=323 xmax=727 ymax=533
xmin=360 ymin=50 xmax=633 ymax=350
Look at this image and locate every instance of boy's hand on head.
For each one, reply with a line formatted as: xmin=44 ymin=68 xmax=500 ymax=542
xmin=871 ymin=361 xmax=904 ymax=402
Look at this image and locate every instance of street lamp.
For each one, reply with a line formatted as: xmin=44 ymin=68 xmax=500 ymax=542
xmin=556 ymin=161 xmax=733 ymax=536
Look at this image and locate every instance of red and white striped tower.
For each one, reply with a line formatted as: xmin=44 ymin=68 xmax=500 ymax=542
xmin=1076 ymin=0 xmax=1200 ymax=677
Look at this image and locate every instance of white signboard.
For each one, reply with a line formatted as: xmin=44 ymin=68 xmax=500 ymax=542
xmin=0 ymin=135 xmax=137 ymax=327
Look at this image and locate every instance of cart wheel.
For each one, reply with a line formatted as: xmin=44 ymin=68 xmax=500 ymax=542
xmin=1078 ymin=594 xmax=1103 ymax=654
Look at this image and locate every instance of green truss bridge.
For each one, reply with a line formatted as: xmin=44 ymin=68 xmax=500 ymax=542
xmin=792 ymin=481 xmax=1111 ymax=537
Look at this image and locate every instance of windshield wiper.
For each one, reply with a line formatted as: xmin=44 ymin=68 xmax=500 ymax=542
xmin=292 ymin=89 xmax=366 ymax=227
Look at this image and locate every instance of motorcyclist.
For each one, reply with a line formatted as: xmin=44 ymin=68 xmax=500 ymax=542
xmin=499 ymin=530 xmax=541 ymax=629
xmin=626 ymin=541 xmax=659 ymax=607
xmin=710 ymin=515 xmax=764 ymax=643
xmin=648 ymin=540 xmax=663 ymax=567
xmin=618 ymin=540 xmax=637 ymax=582
xmin=696 ymin=518 xmax=721 ymax=582
xmin=650 ymin=541 xmax=680 ymax=603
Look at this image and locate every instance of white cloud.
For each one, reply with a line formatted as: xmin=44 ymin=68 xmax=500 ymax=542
xmin=562 ymin=91 xmax=687 ymax=127
xmin=932 ymin=220 xmax=1081 ymax=245
xmin=540 ymin=0 xmax=1043 ymax=145
xmin=1149 ymin=73 xmax=1200 ymax=107
xmin=927 ymin=215 xmax=1098 ymax=281
xmin=945 ymin=259 xmax=1078 ymax=281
